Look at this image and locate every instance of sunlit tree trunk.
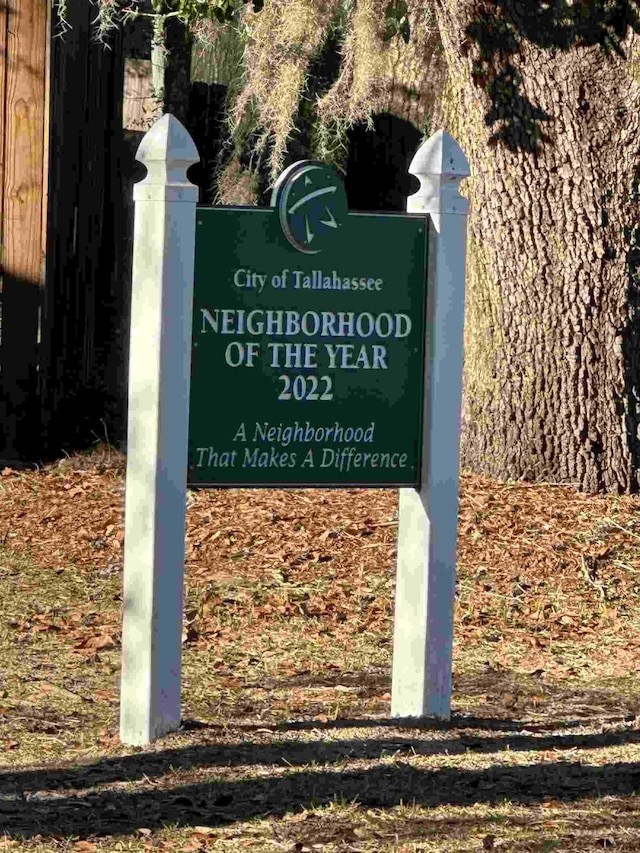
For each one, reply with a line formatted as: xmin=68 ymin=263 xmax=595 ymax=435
xmin=432 ymin=0 xmax=640 ymax=492
xmin=150 ymin=7 xmax=167 ymax=118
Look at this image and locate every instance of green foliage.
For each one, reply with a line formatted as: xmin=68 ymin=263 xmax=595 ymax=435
xmin=183 ymin=0 xmax=263 ymax=25
xmin=57 ymin=0 xmax=264 ymax=38
xmin=384 ymin=0 xmax=410 ymax=44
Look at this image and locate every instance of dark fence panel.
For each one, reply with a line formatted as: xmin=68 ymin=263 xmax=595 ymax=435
xmin=0 ymin=277 xmax=41 ymax=462
xmin=185 ymin=81 xmax=228 ymax=204
xmin=40 ymin=3 xmax=128 ymax=457
xmin=40 ymin=16 xmax=225 ymax=461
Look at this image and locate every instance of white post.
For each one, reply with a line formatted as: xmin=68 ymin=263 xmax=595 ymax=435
xmin=391 ymin=130 xmax=470 ymax=719
xmin=120 ymin=114 xmax=199 ymax=745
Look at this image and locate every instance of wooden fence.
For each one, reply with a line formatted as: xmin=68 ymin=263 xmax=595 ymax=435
xmin=0 ymin=0 xmax=127 ymax=463
xmin=0 ymin=0 xmax=48 ymax=461
xmin=40 ymin=0 xmax=127 ymax=459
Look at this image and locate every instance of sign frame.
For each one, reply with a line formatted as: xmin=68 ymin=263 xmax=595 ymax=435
xmin=188 ymin=180 xmax=430 ymax=490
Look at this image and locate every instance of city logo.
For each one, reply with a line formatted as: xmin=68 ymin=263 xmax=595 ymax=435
xmin=271 ymin=161 xmax=348 ymax=255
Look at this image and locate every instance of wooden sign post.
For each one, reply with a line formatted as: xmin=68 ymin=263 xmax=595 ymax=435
xmin=120 ymin=115 xmax=469 ymax=745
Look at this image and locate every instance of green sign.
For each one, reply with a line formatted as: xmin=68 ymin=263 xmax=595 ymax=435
xmin=188 ymin=163 xmax=428 ymax=487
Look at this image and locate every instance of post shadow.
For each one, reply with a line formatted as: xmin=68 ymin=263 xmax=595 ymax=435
xmin=2 ymin=718 xmax=640 ymax=801
xmin=2 ymin=751 xmax=640 ymax=838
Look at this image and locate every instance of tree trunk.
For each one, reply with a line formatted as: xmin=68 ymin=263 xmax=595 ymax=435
xmin=150 ymin=14 xmax=166 ymax=119
xmin=432 ymin=0 xmax=640 ymax=492
xmin=149 ymin=13 xmax=191 ymax=122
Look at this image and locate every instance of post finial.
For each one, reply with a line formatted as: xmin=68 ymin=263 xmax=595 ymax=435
xmin=408 ymin=130 xmax=470 ymax=216
xmin=134 ymin=114 xmax=199 ymax=202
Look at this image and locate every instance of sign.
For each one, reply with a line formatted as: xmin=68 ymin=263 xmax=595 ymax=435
xmin=121 ymin=116 xmax=470 ymax=745
xmin=188 ymin=162 xmax=428 ymax=488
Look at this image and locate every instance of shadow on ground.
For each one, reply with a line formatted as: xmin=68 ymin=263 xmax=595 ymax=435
xmin=2 ymin=714 xmax=640 ymax=838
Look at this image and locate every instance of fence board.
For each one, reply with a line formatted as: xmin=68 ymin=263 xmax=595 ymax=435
xmin=0 ymin=3 xmax=8 ymax=255
xmin=0 ymin=0 xmax=48 ymax=460
xmin=3 ymin=0 xmax=46 ymax=283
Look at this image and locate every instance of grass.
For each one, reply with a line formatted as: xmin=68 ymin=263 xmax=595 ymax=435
xmin=0 ymin=449 xmax=640 ymax=850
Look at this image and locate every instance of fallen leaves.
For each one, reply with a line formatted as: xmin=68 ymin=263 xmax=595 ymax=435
xmin=73 ymin=842 xmax=98 ymax=852
xmin=455 ymin=471 xmax=640 ymax=679
xmin=74 ymin=633 xmax=118 ymax=654
xmin=3 ymin=451 xmax=640 ymax=704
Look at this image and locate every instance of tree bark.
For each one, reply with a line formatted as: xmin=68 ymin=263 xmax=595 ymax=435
xmin=432 ymin=0 xmax=640 ymax=492
xmin=149 ymin=14 xmax=191 ymax=123
xmin=150 ymin=14 xmax=166 ymax=119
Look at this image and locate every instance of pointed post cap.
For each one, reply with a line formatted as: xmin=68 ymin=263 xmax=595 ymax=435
xmin=409 ymin=130 xmax=470 ymax=182
xmin=134 ymin=114 xmax=199 ymax=202
xmin=408 ymin=130 xmax=469 ymax=215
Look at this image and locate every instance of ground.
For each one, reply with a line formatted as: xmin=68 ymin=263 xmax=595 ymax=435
xmin=1 ymin=446 xmax=640 ymax=851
